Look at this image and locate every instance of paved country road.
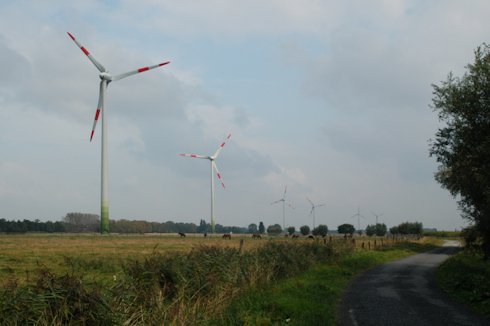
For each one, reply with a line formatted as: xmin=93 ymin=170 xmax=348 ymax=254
xmin=338 ymin=241 xmax=489 ymax=326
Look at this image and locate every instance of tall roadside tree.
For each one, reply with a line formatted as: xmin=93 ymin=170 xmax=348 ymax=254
xmin=430 ymin=44 xmax=490 ymax=259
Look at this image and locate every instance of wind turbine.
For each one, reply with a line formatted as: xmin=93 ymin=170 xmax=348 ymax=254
xmin=351 ymin=206 xmax=366 ymax=233
xmin=271 ymin=186 xmax=294 ymax=231
xmin=371 ymin=211 xmax=383 ymax=225
xmin=307 ymin=198 xmax=325 ymax=229
xmin=179 ymin=134 xmax=232 ymax=233
xmin=68 ymin=32 xmax=170 ymax=234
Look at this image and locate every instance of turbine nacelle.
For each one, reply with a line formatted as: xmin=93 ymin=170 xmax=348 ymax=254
xmin=99 ymin=72 xmax=112 ymax=82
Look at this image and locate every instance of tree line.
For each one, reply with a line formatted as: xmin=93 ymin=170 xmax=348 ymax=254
xmin=1 ymin=213 xmax=423 ymax=237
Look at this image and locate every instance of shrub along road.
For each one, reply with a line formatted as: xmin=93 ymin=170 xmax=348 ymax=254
xmin=338 ymin=241 xmax=488 ymax=326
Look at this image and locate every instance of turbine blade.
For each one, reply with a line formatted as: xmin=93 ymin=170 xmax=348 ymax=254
xmin=283 ymin=186 xmax=287 ymax=199
xmin=270 ymin=200 xmax=281 ymax=205
xmin=67 ymin=32 xmax=106 ymax=73
xmin=317 ymin=204 xmax=326 ymax=207
xmin=307 ymin=197 xmax=314 ymax=206
xmin=179 ymin=153 xmax=209 ymax=159
xmin=288 ymin=203 xmax=295 ymax=210
xmin=309 ymin=207 xmax=314 ymax=216
xmin=90 ymin=81 xmax=105 ymax=141
xmin=213 ymin=133 xmax=232 ymax=158
xmin=112 ymin=61 xmax=170 ymax=81
xmin=212 ymin=161 xmax=225 ymax=188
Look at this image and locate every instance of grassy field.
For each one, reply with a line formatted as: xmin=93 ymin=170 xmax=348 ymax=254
xmin=0 ymin=233 xmax=440 ymax=325
xmin=0 ymin=233 xmax=267 ymax=285
xmin=0 ymin=233 xmax=407 ymax=285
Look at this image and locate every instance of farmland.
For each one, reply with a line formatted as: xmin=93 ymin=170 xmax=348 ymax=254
xmin=0 ymin=233 xmax=266 ymax=284
xmin=0 ymin=233 xmax=439 ymax=325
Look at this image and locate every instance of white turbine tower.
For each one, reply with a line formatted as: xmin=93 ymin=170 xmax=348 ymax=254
xmin=68 ymin=32 xmax=170 ymax=234
xmin=271 ymin=186 xmax=294 ymax=231
xmin=179 ymin=134 xmax=231 ymax=233
xmin=351 ymin=206 xmax=366 ymax=233
xmin=307 ymin=198 xmax=325 ymax=229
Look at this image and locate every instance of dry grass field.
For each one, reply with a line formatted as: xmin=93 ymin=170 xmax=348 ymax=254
xmin=0 ymin=232 xmax=424 ymax=286
xmin=0 ymin=233 xmax=269 ymax=285
xmin=0 ymin=233 xmax=438 ymax=324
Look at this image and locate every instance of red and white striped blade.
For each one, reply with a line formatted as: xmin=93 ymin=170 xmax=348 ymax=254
xmin=212 ymin=161 xmax=225 ymax=188
xmin=179 ymin=153 xmax=208 ymax=159
xmin=112 ymin=61 xmax=170 ymax=81
xmin=90 ymin=81 xmax=104 ymax=141
xmin=213 ymin=133 xmax=232 ymax=158
xmin=67 ymin=32 xmax=106 ymax=73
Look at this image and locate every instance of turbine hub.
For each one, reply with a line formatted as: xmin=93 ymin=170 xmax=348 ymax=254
xmin=99 ymin=72 xmax=112 ymax=81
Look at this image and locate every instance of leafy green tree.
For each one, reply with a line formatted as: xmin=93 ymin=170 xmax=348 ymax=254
xmin=197 ymin=219 xmax=207 ymax=233
xmin=389 ymin=222 xmax=422 ymax=235
xmin=312 ymin=224 xmax=328 ymax=237
xmin=248 ymin=223 xmax=258 ymax=234
xmin=430 ymin=44 xmax=490 ymax=258
xmin=258 ymin=221 xmax=265 ymax=234
xmin=365 ymin=224 xmax=376 ymax=237
xmin=300 ymin=225 xmax=310 ymax=236
xmin=375 ymin=223 xmax=387 ymax=236
xmin=267 ymin=224 xmax=282 ymax=235
xmin=338 ymin=223 xmax=355 ymax=235
xmin=389 ymin=226 xmax=399 ymax=235
xmin=366 ymin=223 xmax=387 ymax=237
xmin=287 ymin=226 xmax=296 ymax=235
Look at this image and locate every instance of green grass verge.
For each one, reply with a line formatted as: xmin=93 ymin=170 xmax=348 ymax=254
xmin=212 ymin=241 xmax=439 ymax=325
xmin=437 ymin=250 xmax=490 ymax=317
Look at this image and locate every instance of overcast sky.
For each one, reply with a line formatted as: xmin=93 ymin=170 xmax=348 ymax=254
xmin=0 ymin=0 xmax=488 ymax=231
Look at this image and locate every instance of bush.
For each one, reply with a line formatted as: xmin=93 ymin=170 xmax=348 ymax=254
xmin=338 ymin=224 xmax=355 ymax=235
xmin=0 ymin=268 xmax=112 ymax=325
xmin=267 ymin=224 xmax=283 ymax=235
xmin=312 ymin=224 xmax=328 ymax=237
xmin=300 ymin=225 xmax=310 ymax=236
xmin=462 ymin=225 xmax=481 ymax=251
xmin=437 ymin=250 xmax=490 ymax=317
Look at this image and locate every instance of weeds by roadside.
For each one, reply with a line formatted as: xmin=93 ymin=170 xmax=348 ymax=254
xmin=437 ymin=250 xmax=490 ymax=317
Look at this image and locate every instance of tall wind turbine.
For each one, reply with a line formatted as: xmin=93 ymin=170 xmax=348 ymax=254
xmin=68 ymin=32 xmax=170 ymax=234
xmin=179 ymin=134 xmax=232 ymax=233
xmin=271 ymin=186 xmax=294 ymax=231
xmin=371 ymin=211 xmax=383 ymax=225
xmin=307 ymin=198 xmax=325 ymax=229
xmin=351 ymin=206 xmax=366 ymax=233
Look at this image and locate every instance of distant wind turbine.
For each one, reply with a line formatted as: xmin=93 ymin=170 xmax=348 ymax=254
xmin=307 ymin=198 xmax=325 ymax=229
xmin=351 ymin=206 xmax=366 ymax=232
xmin=371 ymin=211 xmax=384 ymax=225
xmin=271 ymin=186 xmax=294 ymax=230
xmin=179 ymin=134 xmax=231 ymax=233
xmin=68 ymin=32 xmax=170 ymax=234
